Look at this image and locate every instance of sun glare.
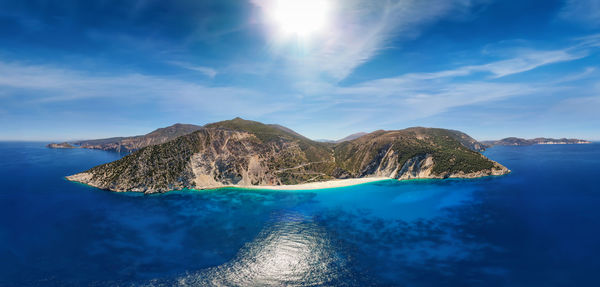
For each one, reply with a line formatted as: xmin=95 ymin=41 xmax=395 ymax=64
xmin=266 ymin=0 xmax=332 ymax=39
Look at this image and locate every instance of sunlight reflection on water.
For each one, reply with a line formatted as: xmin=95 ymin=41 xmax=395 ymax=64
xmin=174 ymin=211 xmax=351 ymax=286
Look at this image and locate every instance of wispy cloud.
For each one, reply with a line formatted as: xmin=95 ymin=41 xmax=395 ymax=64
xmin=560 ymin=0 xmax=600 ymax=27
xmin=550 ymin=95 xmax=600 ymax=118
xmin=334 ymin=78 xmax=538 ymax=125
xmin=167 ymin=61 xmax=218 ymax=78
xmin=393 ymin=47 xmax=585 ymax=81
xmin=574 ymin=34 xmax=600 ymax=49
xmin=476 ymin=49 xmax=584 ymax=78
xmin=312 ymin=41 xmax=598 ymax=127
xmin=251 ymin=0 xmax=488 ymax=81
xmin=0 ymin=60 xmax=287 ymax=118
xmin=0 ymin=33 xmax=597 ymax=140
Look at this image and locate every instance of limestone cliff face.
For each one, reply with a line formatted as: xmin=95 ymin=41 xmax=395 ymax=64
xmin=67 ymin=119 xmax=509 ymax=194
xmin=397 ymin=154 xmax=435 ymax=180
xmin=333 ymin=127 xmax=507 ymax=180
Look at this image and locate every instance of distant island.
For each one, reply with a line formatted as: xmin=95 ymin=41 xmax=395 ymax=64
xmin=482 ymin=137 xmax=591 ymax=147
xmin=47 ymin=142 xmax=77 ymax=149
xmin=69 ymin=123 xmax=202 ymax=153
xmin=66 ymin=118 xmax=509 ymax=194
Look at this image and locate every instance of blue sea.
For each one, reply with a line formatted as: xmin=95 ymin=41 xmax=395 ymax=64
xmin=1 ymin=142 xmax=600 ymax=286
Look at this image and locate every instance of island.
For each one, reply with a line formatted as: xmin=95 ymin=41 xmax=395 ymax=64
xmin=47 ymin=142 xmax=77 ymax=149
xmin=66 ymin=118 xmax=510 ymax=194
xmin=482 ymin=137 xmax=592 ymax=147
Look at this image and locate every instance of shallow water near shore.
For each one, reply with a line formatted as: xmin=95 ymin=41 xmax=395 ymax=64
xmin=1 ymin=142 xmax=600 ymax=286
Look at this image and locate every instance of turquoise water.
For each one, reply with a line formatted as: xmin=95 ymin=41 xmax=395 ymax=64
xmin=1 ymin=142 xmax=600 ymax=286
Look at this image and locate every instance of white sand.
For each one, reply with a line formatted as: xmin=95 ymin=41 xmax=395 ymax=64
xmin=229 ymin=177 xmax=392 ymax=191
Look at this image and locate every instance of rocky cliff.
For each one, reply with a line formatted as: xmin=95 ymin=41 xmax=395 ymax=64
xmin=67 ymin=118 xmax=509 ymax=193
xmin=333 ymin=127 xmax=504 ymax=179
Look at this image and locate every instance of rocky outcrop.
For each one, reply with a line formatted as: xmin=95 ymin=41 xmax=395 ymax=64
xmin=47 ymin=142 xmax=77 ymax=149
xmin=67 ymin=118 xmax=510 ymax=194
xmin=397 ymin=154 xmax=435 ymax=180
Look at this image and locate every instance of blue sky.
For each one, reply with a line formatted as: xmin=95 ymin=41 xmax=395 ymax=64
xmin=0 ymin=0 xmax=599 ymax=141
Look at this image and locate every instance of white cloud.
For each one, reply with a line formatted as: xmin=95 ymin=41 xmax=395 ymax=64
xmin=387 ymin=48 xmax=585 ymax=81
xmin=334 ymin=77 xmax=537 ymax=124
xmin=167 ymin=61 xmax=218 ymax=78
xmin=477 ymin=49 xmax=584 ymax=78
xmin=0 ymin=34 xmax=596 ymax=140
xmin=551 ymin=95 xmax=600 ymax=117
xmin=251 ymin=0 xmax=487 ymax=81
xmin=321 ymin=44 xmax=596 ymax=126
xmin=574 ymin=34 xmax=600 ymax=49
xmin=0 ymin=60 xmax=287 ymax=118
xmin=560 ymin=0 xmax=600 ymax=27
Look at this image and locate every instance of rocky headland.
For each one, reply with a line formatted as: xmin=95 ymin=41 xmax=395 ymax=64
xmin=47 ymin=142 xmax=77 ymax=149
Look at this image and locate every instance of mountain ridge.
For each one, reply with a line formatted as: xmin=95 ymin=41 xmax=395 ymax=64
xmin=48 ymin=123 xmax=204 ymax=152
xmin=335 ymin=132 xmax=368 ymax=143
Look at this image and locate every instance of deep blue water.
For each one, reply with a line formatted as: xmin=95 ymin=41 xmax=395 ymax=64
xmin=1 ymin=142 xmax=600 ymax=286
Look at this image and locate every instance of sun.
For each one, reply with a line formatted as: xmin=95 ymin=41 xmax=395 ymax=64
xmin=265 ymin=0 xmax=332 ymax=39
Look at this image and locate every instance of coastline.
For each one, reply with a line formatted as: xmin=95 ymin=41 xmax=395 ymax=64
xmin=200 ymin=177 xmax=393 ymax=191
xmin=66 ymin=174 xmax=394 ymax=193
xmin=67 ymin=169 xmax=511 ymax=194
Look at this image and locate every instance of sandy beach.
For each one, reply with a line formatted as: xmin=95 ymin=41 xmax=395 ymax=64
xmin=223 ymin=177 xmax=392 ymax=191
